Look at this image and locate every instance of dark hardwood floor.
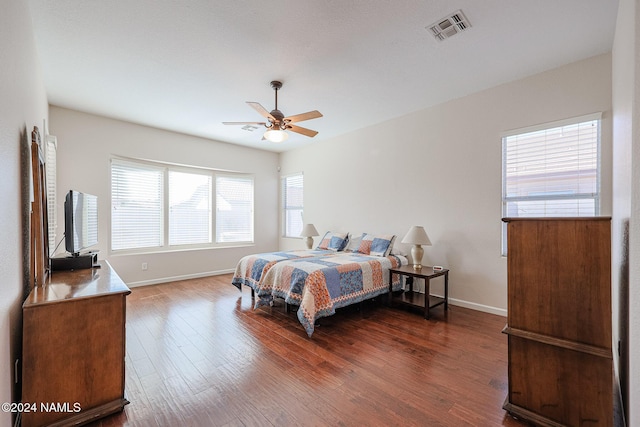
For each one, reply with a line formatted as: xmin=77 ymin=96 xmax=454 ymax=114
xmin=91 ymin=274 xmax=527 ymax=427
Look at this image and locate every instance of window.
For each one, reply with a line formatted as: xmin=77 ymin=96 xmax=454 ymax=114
xmin=501 ymin=113 xmax=601 ymax=253
xmin=111 ymin=160 xmax=164 ymax=251
xmin=168 ymin=171 xmax=212 ymax=246
xmin=216 ymin=175 xmax=254 ymax=243
xmin=282 ymin=173 xmax=304 ymax=238
xmin=111 ymin=158 xmax=253 ymax=252
xmin=44 ymin=134 xmax=57 ymax=254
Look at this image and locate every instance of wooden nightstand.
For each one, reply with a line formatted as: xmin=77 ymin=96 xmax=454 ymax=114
xmin=388 ymin=265 xmax=449 ymax=319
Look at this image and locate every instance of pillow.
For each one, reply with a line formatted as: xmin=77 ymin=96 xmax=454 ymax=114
xmin=344 ymin=233 xmax=361 ymax=252
xmin=317 ymin=231 xmax=349 ymax=251
xmin=354 ymin=233 xmax=396 ymax=257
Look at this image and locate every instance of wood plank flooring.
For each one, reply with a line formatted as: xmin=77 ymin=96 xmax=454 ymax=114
xmin=91 ymin=274 xmax=527 ymax=427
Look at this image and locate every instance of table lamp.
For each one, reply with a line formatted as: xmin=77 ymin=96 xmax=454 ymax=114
xmin=300 ymin=224 xmax=319 ymax=249
xmin=401 ymin=226 xmax=432 ymax=270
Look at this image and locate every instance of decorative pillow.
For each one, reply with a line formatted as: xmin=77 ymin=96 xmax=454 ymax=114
xmin=317 ymin=232 xmax=349 ymax=251
xmin=344 ymin=233 xmax=361 ymax=252
xmin=354 ymin=233 xmax=396 ymax=257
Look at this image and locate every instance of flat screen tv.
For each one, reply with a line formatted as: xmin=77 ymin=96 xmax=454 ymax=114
xmin=64 ymin=190 xmax=98 ymax=256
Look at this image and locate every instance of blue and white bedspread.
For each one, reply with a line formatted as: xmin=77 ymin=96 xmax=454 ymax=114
xmin=231 ymin=249 xmax=335 ymax=291
xmin=256 ymin=253 xmax=408 ymax=336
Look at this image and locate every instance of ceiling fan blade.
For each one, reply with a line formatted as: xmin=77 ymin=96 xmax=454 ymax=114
xmin=284 ymin=110 xmax=323 ymax=123
xmin=222 ymin=121 xmax=266 ymax=126
xmin=247 ymin=102 xmax=276 ymax=121
xmin=286 ymin=124 xmax=318 ymax=138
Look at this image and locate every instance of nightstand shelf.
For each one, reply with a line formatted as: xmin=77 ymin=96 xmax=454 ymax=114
xmin=388 ymin=265 xmax=449 ymax=319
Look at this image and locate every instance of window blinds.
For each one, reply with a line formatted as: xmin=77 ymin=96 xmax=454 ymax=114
xmin=169 ymin=171 xmax=212 ymax=245
xmin=111 ymin=159 xmax=254 ymax=251
xmin=283 ymin=174 xmax=304 ymax=238
xmin=216 ymin=175 xmax=254 ymax=243
xmin=111 ymin=160 xmax=163 ymax=251
xmin=502 ymin=117 xmax=600 ymax=218
xmin=45 ymin=135 xmax=57 ymax=254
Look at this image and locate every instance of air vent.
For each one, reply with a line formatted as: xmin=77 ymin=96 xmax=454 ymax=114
xmin=428 ymin=10 xmax=471 ymax=41
xmin=242 ymin=125 xmax=259 ymax=132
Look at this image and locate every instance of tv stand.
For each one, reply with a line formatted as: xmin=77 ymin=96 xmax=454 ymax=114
xmin=50 ymin=251 xmax=99 ymax=270
xmin=21 ymin=261 xmax=131 ymax=426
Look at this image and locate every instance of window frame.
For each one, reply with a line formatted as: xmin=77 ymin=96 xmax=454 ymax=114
xmin=110 ymin=157 xmax=254 ymax=254
xmin=501 ymin=113 xmax=602 ymax=255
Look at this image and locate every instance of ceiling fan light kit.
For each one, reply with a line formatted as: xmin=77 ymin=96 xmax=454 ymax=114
xmin=224 ymin=80 xmax=322 ymax=142
xmin=264 ymin=128 xmax=288 ymax=142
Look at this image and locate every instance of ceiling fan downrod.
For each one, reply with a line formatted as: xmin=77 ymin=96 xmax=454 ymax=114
xmin=269 ymin=81 xmax=286 ymax=129
xmin=270 ymin=80 xmax=282 ymax=111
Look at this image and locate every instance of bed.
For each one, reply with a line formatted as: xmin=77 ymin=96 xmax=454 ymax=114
xmin=256 ymin=252 xmax=407 ymax=336
xmin=231 ymin=248 xmax=335 ymax=293
xmin=231 ymin=231 xmax=350 ymax=293
xmin=232 ymin=232 xmax=405 ymax=336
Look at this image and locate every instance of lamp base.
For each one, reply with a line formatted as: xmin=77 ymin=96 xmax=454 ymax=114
xmin=411 ymin=244 xmax=424 ymax=271
xmin=304 ymin=236 xmax=314 ymax=250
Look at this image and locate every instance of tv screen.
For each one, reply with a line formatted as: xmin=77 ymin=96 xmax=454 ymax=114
xmin=64 ymin=190 xmax=98 ymax=256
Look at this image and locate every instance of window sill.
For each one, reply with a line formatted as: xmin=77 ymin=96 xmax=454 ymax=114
xmin=110 ymin=243 xmax=255 ymax=257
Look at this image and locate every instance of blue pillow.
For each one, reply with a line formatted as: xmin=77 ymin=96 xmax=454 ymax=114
xmin=317 ymin=232 xmax=349 ymax=251
xmin=354 ymin=233 xmax=396 ymax=256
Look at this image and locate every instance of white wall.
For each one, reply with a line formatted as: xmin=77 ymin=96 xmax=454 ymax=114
xmin=49 ymin=107 xmax=280 ymax=285
xmin=612 ymin=0 xmax=639 ymax=424
xmin=279 ymin=53 xmax=613 ymax=315
xmin=0 ymin=0 xmax=49 ymax=424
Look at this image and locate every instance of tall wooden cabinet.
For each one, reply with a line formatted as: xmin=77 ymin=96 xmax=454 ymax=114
xmin=22 ymin=262 xmax=130 ymax=427
xmin=502 ymin=217 xmax=613 ymax=427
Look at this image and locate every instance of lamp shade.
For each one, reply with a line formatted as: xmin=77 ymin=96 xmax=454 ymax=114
xmin=300 ymin=223 xmax=319 ymax=237
xmin=401 ymin=226 xmax=432 ymax=246
xmin=264 ymin=129 xmax=289 ymax=143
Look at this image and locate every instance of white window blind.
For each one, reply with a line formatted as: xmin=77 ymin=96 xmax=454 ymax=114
xmin=169 ymin=171 xmax=212 ymax=245
xmin=45 ymin=135 xmax=57 ymax=254
xmin=111 ymin=158 xmax=254 ymax=252
xmin=216 ymin=175 xmax=254 ymax=243
xmin=111 ymin=160 xmax=163 ymax=251
xmin=501 ymin=114 xmax=601 ymax=253
xmin=283 ymin=173 xmax=304 ymax=238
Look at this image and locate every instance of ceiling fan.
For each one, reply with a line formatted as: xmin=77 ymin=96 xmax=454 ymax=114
xmin=223 ymin=80 xmax=322 ymax=142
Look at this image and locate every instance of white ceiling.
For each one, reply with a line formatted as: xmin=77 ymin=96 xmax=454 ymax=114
xmin=28 ymin=0 xmax=619 ymax=153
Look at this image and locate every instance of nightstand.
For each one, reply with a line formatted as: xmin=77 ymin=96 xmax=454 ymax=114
xmin=388 ymin=265 xmax=449 ymax=319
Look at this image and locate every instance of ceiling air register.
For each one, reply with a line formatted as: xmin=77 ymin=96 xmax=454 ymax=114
xmin=428 ymin=10 xmax=471 ymax=41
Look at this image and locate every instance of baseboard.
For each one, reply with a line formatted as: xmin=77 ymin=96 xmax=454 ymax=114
xmin=447 ymin=297 xmax=507 ymax=317
xmin=404 ymin=281 xmax=507 ymax=317
xmin=127 ymin=268 xmax=235 ymax=288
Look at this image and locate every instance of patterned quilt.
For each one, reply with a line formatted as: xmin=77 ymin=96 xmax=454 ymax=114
xmin=231 ymin=249 xmax=335 ymax=291
xmin=256 ymin=253 xmax=408 ymax=336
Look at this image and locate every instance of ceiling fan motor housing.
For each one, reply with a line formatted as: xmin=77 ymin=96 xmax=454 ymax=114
xmin=270 ymin=109 xmax=284 ymax=121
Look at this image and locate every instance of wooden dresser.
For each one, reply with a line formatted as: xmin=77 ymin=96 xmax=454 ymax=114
xmin=21 ymin=261 xmax=130 ymax=427
xmin=502 ymin=217 xmax=613 ymax=427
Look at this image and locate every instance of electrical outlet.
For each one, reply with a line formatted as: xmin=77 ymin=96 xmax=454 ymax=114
xmin=142 ymin=262 xmax=148 ymax=271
